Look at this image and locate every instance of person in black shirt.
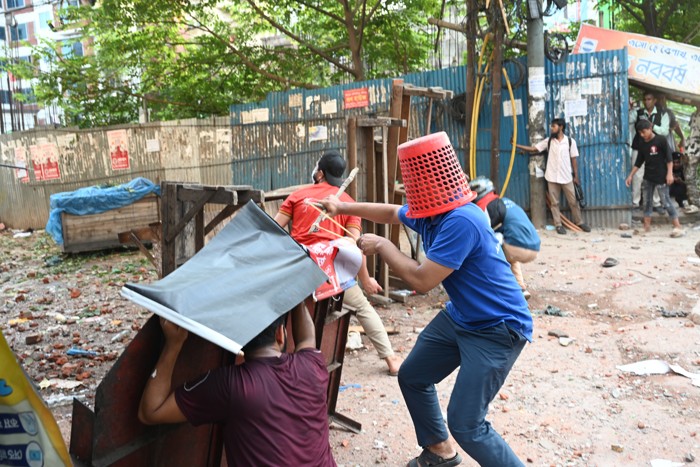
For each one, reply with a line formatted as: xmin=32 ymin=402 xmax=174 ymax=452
xmin=670 ymin=152 xmax=700 ymax=214
xmin=625 ymin=119 xmax=685 ymax=237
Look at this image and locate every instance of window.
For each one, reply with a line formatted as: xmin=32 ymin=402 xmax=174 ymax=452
xmin=61 ymin=41 xmax=83 ymax=58
xmin=0 ymin=27 xmax=5 ymax=42
xmin=38 ymin=12 xmax=52 ymax=31
xmin=67 ymin=0 xmax=80 ymax=5
xmin=6 ymin=0 xmax=25 ymax=9
xmin=10 ymin=24 xmax=28 ymax=42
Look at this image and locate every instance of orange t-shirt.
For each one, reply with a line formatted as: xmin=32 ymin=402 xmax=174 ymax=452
xmin=278 ymin=183 xmax=362 ymax=245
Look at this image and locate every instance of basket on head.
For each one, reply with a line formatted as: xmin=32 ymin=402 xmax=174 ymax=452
xmin=398 ymin=132 xmax=475 ymax=218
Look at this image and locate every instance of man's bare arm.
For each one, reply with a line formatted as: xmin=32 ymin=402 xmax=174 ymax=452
xmin=292 ymin=303 xmax=316 ymax=351
xmin=138 ymin=319 xmax=188 ymax=425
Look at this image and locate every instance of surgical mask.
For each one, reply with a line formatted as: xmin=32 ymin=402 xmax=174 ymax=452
xmin=311 ymin=162 xmax=320 ymax=184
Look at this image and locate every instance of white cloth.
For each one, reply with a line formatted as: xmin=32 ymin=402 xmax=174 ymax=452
xmin=535 ymin=136 xmax=579 ymax=184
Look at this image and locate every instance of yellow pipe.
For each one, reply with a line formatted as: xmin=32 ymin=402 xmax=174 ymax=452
xmin=470 ymin=35 xmax=492 ymax=178
xmin=471 ymin=61 xmax=491 ymax=177
xmin=500 ymin=66 xmax=517 ymax=197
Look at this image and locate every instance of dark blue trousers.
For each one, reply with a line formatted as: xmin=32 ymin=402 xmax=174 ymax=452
xmin=398 ymin=311 xmax=527 ymax=466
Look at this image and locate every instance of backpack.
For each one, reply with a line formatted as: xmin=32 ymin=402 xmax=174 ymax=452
xmin=540 ymin=135 xmax=586 ymax=209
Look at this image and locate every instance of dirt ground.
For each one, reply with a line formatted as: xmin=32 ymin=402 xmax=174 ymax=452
xmin=1 ymin=220 xmax=699 ymax=466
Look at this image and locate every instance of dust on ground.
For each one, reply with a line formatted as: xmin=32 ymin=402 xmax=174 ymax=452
xmin=1 ymin=223 xmax=699 ymax=466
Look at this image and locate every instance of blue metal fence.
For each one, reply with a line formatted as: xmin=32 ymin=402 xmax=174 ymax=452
xmin=545 ymin=48 xmax=631 ymax=227
xmin=229 ymin=49 xmax=630 ymax=226
xmin=229 ymin=61 xmax=533 ymax=208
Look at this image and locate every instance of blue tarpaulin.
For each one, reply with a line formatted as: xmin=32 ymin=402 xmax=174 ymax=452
xmin=46 ymin=178 xmax=161 ymax=245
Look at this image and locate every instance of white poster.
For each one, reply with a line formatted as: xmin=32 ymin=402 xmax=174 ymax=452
xmin=564 ymin=99 xmax=588 ymax=118
xmin=321 ymin=99 xmax=338 ymax=115
xmin=502 ymin=99 xmax=523 ymax=117
xmin=580 ymin=78 xmax=602 ymax=95
xmin=528 ymin=67 xmax=546 ymax=97
xmin=146 ymin=139 xmax=160 ymax=153
xmin=308 ymin=126 xmax=328 ymax=143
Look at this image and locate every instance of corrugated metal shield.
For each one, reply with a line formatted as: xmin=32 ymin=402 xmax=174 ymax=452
xmin=121 ymin=200 xmax=328 ymax=354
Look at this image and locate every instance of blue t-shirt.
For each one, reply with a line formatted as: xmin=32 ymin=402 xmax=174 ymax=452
xmin=499 ymin=197 xmax=541 ymax=251
xmin=399 ymin=203 xmax=533 ymax=341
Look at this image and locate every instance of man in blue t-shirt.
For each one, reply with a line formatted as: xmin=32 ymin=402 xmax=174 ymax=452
xmin=469 ymin=177 xmax=541 ymax=300
xmin=319 ymin=132 xmax=532 ymax=467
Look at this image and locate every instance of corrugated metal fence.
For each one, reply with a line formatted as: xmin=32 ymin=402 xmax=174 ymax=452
xmin=545 ymin=48 xmax=631 ymax=227
xmin=229 ymin=60 xmax=532 ymax=208
xmin=0 ymin=117 xmax=232 ymax=229
xmin=2 ymin=51 xmax=631 ymax=230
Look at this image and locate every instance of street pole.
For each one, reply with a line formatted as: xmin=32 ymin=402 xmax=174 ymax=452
xmin=489 ymin=4 xmax=503 ymax=187
xmin=526 ymin=1 xmax=547 ymax=228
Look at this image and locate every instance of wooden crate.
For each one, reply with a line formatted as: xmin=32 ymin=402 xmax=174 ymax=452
xmin=61 ymin=195 xmax=160 ymax=253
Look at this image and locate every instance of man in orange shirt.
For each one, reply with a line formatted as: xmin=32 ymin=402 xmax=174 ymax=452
xmin=274 ymin=151 xmax=402 ymax=375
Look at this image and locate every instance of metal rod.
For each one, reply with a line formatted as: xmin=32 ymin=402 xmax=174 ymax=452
xmin=309 ymin=167 xmax=360 ymax=233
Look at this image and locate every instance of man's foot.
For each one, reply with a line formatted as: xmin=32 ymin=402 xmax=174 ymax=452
xmin=577 ymin=223 xmax=591 ymax=232
xmin=556 ymin=225 xmax=566 ymax=235
xmin=407 ymin=448 xmax=462 ymax=467
xmin=670 ymin=227 xmax=686 ymax=238
xmin=684 ymin=204 xmax=699 ymax=214
xmin=385 ymin=355 xmax=403 ymax=376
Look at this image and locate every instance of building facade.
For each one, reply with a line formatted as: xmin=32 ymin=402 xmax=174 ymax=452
xmin=1 ymin=0 xmax=85 ymax=132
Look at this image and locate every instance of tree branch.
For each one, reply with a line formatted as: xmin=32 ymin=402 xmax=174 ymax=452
xmin=293 ymin=0 xmax=345 ymax=23
xmin=616 ymin=1 xmax=646 ymax=26
xmin=243 ymin=0 xmax=356 ymax=76
xmin=358 ymin=0 xmax=383 ymax=49
xmin=182 ymin=11 xmax=320 ymax=89
xmin=658 ymin=0 xmax=684 ymax=36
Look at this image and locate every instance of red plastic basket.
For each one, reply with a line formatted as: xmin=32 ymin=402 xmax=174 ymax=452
xmin=398 ymin=132 xmax=475 ymax=218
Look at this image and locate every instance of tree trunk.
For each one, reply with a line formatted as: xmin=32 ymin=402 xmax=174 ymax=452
xmin=343 ymin=2 xmax=364 ymax=81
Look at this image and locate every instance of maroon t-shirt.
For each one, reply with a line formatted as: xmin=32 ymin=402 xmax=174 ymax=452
xmin=175 ymin=348 xmax=336 ymax=467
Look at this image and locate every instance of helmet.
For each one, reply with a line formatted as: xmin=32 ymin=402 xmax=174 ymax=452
xmin=468 ymin=177 xmax=494 ymax=202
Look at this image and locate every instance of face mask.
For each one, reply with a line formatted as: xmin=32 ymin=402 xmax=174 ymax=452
xmin=311 ymin=162 xmax=320 ymax=184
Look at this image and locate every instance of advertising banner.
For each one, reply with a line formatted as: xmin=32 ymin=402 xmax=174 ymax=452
xmin=574 ymin=24 xmax=700 ymax=100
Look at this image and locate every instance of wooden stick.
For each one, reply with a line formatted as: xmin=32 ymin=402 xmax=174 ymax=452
xmin=309 ymin=167 xmax=360 ymax=233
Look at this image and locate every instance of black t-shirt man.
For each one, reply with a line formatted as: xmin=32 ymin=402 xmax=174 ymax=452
xmin=634 ymin=134 xmax=672 ymax=185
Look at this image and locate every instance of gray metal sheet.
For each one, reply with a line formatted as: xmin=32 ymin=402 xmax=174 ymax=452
xmin=121 ymin=201 xmax=328 ymax=354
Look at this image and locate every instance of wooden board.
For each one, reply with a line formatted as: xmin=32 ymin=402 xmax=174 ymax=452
xmin=61 ymin=195 xmax=160 ymax=253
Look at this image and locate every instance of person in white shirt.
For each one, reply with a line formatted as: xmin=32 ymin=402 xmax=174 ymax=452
xmin=516 ymin=118 xmax=591 ymax=235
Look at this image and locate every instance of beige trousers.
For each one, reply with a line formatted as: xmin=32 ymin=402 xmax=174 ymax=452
xmin=343 ymin=284 xmax=394 ymax=359
xmin=547 ymin=181 xmax=583 ymax=226
xmin=503 ymin=243 xmax=538 ymax=290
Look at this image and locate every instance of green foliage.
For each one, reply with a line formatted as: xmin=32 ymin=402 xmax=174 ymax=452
xmin=18 ymin=0 xmax=445 ymax=127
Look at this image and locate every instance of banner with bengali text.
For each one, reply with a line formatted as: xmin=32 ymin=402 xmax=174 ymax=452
xmin=573 ymin=24 xmax=700 ymax=100
xmin=107 ymin=129 xmax=130 ymax=170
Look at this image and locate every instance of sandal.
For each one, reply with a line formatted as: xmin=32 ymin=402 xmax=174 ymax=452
xmin=407 ymin=449 xmax=462 ymax=467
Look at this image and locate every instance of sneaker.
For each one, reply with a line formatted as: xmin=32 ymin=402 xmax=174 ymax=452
xmin=556 ymin=225 xmax=566 ymax=235
xmin=684 ymin=204 xmax=699 ymax=214
xmin=577 ymin=223 xmax=591 ymax=232
xmin=670 ymin=227 xmax=685 ymax=238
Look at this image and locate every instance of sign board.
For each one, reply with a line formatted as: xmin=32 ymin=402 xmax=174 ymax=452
xmin=343 ymin=88 xmax=370 ymax=109
xmin=574 ymin=24 xmax=700 ymax=101
xmin=107 ymin=129 xmax=130 ymax=170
